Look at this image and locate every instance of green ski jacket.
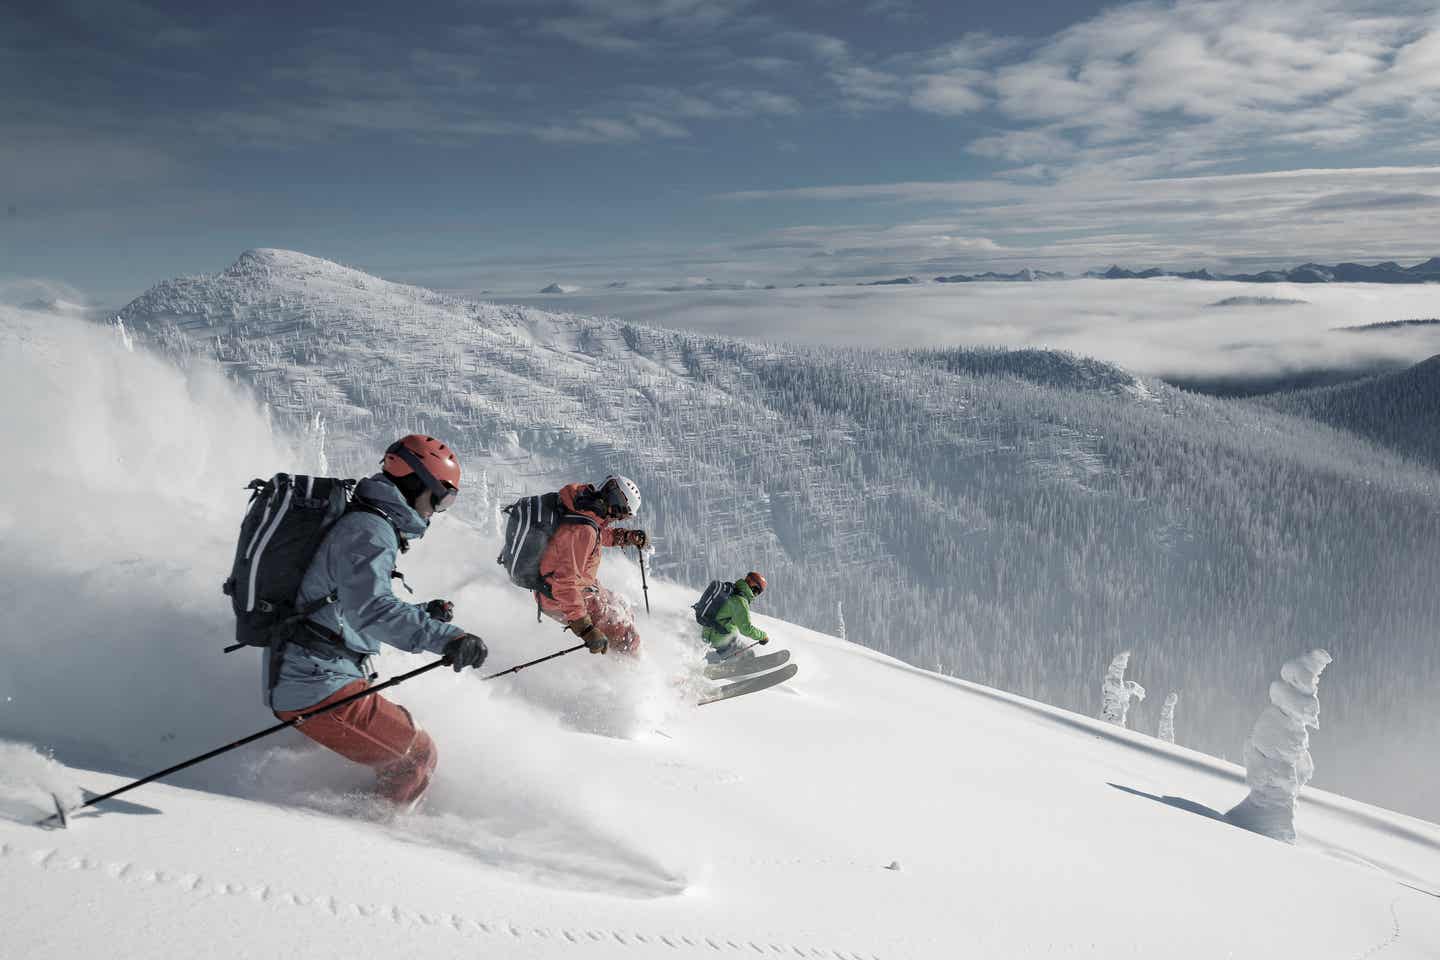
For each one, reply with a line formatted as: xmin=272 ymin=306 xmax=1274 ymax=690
xmin=701 ymin=580 xmax=768 ymax=648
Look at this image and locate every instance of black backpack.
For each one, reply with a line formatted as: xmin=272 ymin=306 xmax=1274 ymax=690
xmin=497 ymin=492 xmax=599 ymax=598
xmin=693 ymin=579 xmax=734 ymax=629
xmin=222 ymin=473 xmax=356 ymax=652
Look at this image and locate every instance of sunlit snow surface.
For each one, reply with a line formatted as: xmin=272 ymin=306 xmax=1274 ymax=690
xmin=87 ymin=251 xmax=1440 ymax=820
xmin=1 ymin=301 xmax=1440 ymax=957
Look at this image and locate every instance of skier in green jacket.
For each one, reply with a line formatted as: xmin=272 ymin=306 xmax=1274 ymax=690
xmin=701 ymin=571 xmax=770 ymax=663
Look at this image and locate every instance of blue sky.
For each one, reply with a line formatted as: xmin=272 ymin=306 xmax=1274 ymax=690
xmin=3 ymin=0 xmax=1439 ymax=302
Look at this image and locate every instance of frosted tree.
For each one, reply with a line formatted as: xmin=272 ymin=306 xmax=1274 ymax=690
xmin=1099 ymin=651 xmax=1146 ymax=727
xmin=836 ymin=600 xmax=847 ymax=641
xmin=492 ymin=484 xmax=507 ymax=539
xmin=475 ymin=468 xmax=491 ymax=515
xmin=111 ymin=315 xmax=135 ymax=352
xmin=1158 ymin=692 xmax=1178 ymax=743
xmin=306 ymin=412 xmax=328 ymax=476
xmin=1225 ymin=649 xmax=1332 ymax=843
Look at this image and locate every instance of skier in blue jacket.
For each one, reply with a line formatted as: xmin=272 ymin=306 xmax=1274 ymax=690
xmin=268 ymin=435 xmax=487 ymax=809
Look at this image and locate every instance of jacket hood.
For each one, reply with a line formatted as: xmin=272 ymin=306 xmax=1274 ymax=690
xmin=354 ymin=474 xmax=430 ymax=539
xmin=733 ymin=580 xmax=756 ymax=601
xmin=558 ymin=482 xmax=611 ymax=526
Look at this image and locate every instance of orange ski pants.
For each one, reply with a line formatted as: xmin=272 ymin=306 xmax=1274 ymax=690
xmin=539 ymin=584 xmax=640 ymax=654
xmin=275 ymin=680 xmax=438 ymax=806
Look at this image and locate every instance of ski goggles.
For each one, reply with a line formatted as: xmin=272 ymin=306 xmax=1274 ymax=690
xmin=388 ymin=443 xmax=460 ymax=512
xmin=597 ymin=481 xmax=633 ymax=519
xmin=432 ymin=483 xmax=459 ymax=513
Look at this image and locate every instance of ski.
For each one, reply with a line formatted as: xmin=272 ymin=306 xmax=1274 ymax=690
xmin=704 ymin=649 xmax=791 ymax=681
xmin=698 ymin=663 xmax=798 ymax=706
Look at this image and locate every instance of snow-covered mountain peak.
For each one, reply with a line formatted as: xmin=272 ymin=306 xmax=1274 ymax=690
xmin=219 ymin=248 xmax=410 ymax=292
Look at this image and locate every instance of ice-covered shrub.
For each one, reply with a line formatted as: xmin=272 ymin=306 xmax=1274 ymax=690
xmin=1225 ymin=649 xmax=1332 ymax=842
xmin=1158 ymin=692 xmax=1178 ymax=743
xmin=1100 ymin=651 xmax=1145 ymax=727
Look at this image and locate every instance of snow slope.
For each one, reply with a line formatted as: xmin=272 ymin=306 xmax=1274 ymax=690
xmin=3 ymin=301 xmax=1440 ymax=958
xmin=107 ymin=250 xmax=1440 ymax=820
xmin=5 ymin=588 xmax=1440 ymax=958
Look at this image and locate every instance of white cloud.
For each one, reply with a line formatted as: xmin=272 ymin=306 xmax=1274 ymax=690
xmin=630 ymin=114 xmax=692 ymax=138
xmin=775 ymin=31 xmax=851 ymax=64
xmin=969 ymin=129 xmax=1073 ymax=163
xmin=982 ymin=1 xmax=1439 ymax=171
xmin=910 ymin=73 xmax=986 ymax=115
xmin=716 ymin=88 xmax=800 ymax=115
xmin=719 ymin=165 xmax=1440 ymax=274
xmin=525 ymin=277 xmax=1440 ymax=388
xmin=826 ymin=65 xmax=905 ymax=109
xmin=536 ymin=17 xmax=648 ymax=53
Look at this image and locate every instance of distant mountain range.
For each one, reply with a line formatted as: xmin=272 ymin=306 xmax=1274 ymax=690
xmin=1092 ymin=258 xmax=1440 ymax=283
xmin=857 ymin=258 xmax=1440 ymax=287
xmin=934 ymin=268 xmax=1067 ymax=283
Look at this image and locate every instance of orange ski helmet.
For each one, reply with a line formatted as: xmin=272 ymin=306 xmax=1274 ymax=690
xmin=744 ymin=571 xmax=767 ymax=595
xmin=383 ymin=434 xmax=461 ymax=511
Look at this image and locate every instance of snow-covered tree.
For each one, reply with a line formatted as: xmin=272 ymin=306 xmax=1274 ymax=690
xmin=1225 ymin=649 xmax=1332 ymax=843
xmin=110 ymin=315 xmax=134 ymax=352
xmin=1159 ymin=692 xmax=1178 ymax=743
xmin=305 ymin=412 xmax=328 ymax=476
xmin=492 ymin=484 xmax=506 ymax=539
xmin=1100 ymin=651 xmax=1146 ymax=727
xmin=836 ymin=600 xmax=846 ymax=642
xmin=475 ymin=468 xmax=491 ymax=516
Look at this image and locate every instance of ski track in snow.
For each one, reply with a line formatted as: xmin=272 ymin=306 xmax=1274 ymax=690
xmin=0 ymin=839 xmax=884 ymax=960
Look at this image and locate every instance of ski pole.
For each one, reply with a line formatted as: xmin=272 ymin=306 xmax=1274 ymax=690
xmin=636 ymin=547 xmax=651 ymax=615
xmin=40 ymin=643 xmax=587 ymax=827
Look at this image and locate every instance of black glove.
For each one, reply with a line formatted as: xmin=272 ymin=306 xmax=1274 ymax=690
xmin=758 ymin=633 xmax=770 ymax=645
xmin=568 ymin=617 xmax=609 ymax=654
xmin=618 ymin=529 xmax=648 ymax=549
xmin=442 ymin=633 xmax=487 ymax=672
xmin=425 ymin=599 xmax=455 ymax=622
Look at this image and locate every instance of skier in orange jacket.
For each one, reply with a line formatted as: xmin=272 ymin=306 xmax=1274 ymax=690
xmin=536 ymin=476 xmax=647 ymax=654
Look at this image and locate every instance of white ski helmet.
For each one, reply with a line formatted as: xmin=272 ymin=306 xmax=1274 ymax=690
xmin=598 ymin=475 xmax=641 ymax=519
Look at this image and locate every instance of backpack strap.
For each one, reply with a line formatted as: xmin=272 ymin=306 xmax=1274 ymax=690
xmin=561 ymin=511 xmax=601 ymax=556
xmin=537 ymin=511 xmax=603 ymax=598
xmin=346 ymin=496 xmax=411 ymax=554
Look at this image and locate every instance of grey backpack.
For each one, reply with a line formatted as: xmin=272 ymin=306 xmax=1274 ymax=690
xmin=497 ymin=492 xmax=599 ymax=598
xmin=693 ymin=579 xmax=734 ymax=629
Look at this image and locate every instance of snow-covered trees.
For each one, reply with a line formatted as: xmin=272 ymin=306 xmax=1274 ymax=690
xmin=112 ymin=250 xmax=1440 ymax=813
xmin=1158 ymin=692 xmax=1178 ymax=744
xmin=1225 ymin=649 xmax=1332 ymax=843
xmin=1100 ymin=651 xmax=1146 ymax=727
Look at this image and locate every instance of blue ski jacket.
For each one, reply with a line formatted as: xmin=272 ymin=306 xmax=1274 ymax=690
xmin=265 ymin=475 xmax=462 ymax=711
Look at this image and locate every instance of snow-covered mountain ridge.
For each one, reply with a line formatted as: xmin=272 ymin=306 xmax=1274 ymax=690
xmin=114 ymin=250 xmax=1440 ymax=818
xmin=1266 ymin=354 xmax=1440 ymax=469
